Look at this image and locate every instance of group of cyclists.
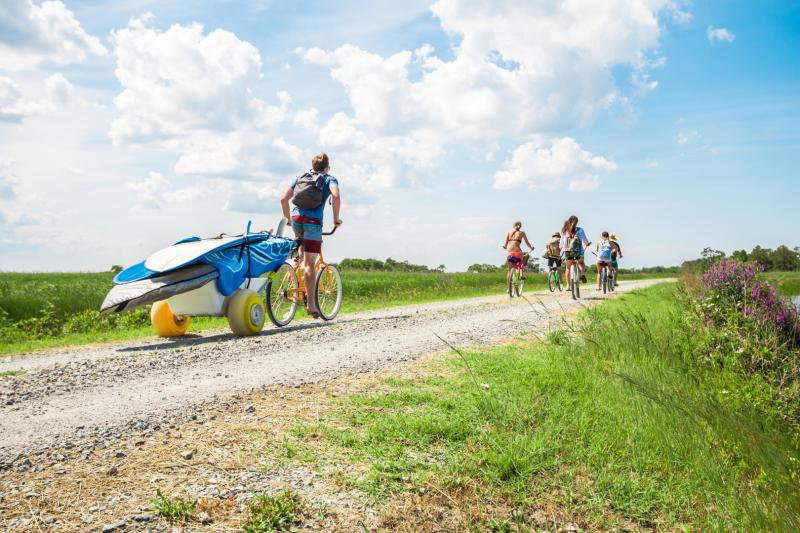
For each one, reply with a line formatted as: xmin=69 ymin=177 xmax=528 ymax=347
xmin=503 ymin=215 xmax=623 ymax=292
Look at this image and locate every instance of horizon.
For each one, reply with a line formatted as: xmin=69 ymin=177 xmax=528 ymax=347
xmin=1 ymin=1 xmax=798 ymax=272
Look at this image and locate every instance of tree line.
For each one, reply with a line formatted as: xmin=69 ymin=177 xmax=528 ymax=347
xmin=683 ymin=245 xmax=800 ymax=272
xmin=338 ymin=257 xmax=446 ymax=273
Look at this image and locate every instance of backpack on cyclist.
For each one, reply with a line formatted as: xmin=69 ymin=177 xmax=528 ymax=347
xmin=292 ymin=171 xmax=325 ymax=210
xmin=546 ymin=236 xmax=561 ymax=257
xmin=566 ymin=232 xmax=582 ymax=253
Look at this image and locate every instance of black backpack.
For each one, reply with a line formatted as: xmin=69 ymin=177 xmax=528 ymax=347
xmin=292 ymin=171 xmax=325 ymax=210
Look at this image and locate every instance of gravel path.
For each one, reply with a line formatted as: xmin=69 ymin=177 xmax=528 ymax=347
xmin=0 ymin=280 xmax=667 ymax=465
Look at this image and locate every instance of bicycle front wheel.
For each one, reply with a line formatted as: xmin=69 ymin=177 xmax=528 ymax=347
xmin=265 ymin=263 xmax=298 ymax=327
xmin=315 ymin=264 xmax=343 ymax=320
xmin=548 ymin=270 xmax=556 ymax=292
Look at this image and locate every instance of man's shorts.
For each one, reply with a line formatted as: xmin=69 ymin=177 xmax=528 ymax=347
xmin=611 ymin=259 xmax=619 ymax=270
xmin=291 ymin=215 xmax=322 ymax=254
xmin=547 ymin=256 xmax=563 ymax=269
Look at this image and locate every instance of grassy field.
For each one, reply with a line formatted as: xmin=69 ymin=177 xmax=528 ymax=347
xmin=764 ymin=271 xmax=800 ymax=296
xmin=0 ymin=269 xmax=673 ymax=356
xmin=285 ymin=283 xmax=800 ymax=530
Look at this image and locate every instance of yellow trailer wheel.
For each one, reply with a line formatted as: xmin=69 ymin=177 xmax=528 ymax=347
xmin=151 ymin=300 xmax=191 ymax=337
xmin=227 ymin=289 xmax=265 ymax=336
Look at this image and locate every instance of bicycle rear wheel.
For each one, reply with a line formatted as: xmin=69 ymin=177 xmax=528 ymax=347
xmin=507 ymin=270 xmax=514 ymax=297
xmin=265 ymin=263 xmax=298 ymax=327
xmin=602 ymin=268 xmax=608 ymax=294
xmin=315 ymin=264 xmax=343 ymax=320
xmin=515 ymin=269 xmax=524 ymax=296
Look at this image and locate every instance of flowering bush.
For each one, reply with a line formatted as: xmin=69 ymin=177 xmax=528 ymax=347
xmin=701 ymin=260 xmax=799 ymax=342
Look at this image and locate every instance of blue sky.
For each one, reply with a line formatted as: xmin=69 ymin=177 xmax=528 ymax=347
xmin=0 ymin=0 xmax=798 ymax=271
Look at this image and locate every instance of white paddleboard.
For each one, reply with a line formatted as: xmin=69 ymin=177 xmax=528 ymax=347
xmin=144 ymin=236 xmax=244 ymax=273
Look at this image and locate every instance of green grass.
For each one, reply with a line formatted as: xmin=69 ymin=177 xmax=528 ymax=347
xmin=243 ymin=489 xmax=304 ymax=532
xmin=295 ymin=283 xmax=800 ymax=530
xmin=150 ymin=488 xmax=197 ymax=523
xmin=0 ymin=370 xmax=25 ymax=378
xmin=0 ymin=272 xmax=115 ymax=322
xmin=763 ymin=271 xmax=800 ymax=296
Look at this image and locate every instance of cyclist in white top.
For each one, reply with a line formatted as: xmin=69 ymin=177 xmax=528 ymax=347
xmin=595 ymin=231 xmax=613 ymax=290
xmin=560 ymin=215 xmax=590 ymax=287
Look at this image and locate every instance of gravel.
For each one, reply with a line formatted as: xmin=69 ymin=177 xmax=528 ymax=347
xmin=0 ymin=281 xmax=666 ymax=466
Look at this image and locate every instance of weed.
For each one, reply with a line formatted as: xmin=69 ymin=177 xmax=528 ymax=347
xmin=0 ymin=370 xmax=24 ymax=378
xmin=243 ymin=489 xmax=304 ymax=532
xmin=150 ymin=488 xmax=197 ymax=523
xmin=546 ymin=329 xmax=570 ymax=346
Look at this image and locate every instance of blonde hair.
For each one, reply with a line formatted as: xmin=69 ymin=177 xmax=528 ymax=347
xmin=312 ymin=153 xmax=329 ymax=172
xmin=513 ymin=221 xmax=522 ymax=229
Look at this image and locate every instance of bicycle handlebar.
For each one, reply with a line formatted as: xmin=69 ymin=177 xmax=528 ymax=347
xmin=322 ymin=222 xmax=342 ymax=236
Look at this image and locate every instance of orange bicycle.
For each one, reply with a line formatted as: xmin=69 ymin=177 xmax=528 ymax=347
xmin=263 ymin=226 xmax=343 ymax=326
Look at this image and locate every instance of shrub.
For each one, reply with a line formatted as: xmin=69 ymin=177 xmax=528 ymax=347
xmin=243 ymin=489 xmax=304 ymax=532
xmin=150 ymin=488 xmax=197 ymax=523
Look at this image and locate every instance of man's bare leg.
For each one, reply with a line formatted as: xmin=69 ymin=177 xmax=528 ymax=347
xmin=303 ymin=251 xmax=319 ymax=315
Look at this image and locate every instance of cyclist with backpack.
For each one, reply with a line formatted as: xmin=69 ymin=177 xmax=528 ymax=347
xmin=544 ymin=232 xmax=563 ymax=276
xmin=560 ymin=215 xmax=590 ymax=288
xmin=595 ymin=231 xmax=614 ymax=290
xmin=280 ymin=153 xmax=342 ymax=318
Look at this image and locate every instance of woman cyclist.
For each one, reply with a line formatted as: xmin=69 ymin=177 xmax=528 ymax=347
xmin=595 ymin=231 xmax=614 ymax=290
xmin=504 ymin=221 xmax=533 ymax=288
xmin=560 ymin=215 xmax=590 ymax=288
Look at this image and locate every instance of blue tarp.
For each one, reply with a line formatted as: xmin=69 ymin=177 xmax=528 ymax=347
xmin=113 ymin=234 xmax=297 ymax=296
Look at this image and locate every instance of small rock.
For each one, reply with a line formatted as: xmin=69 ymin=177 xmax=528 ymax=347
xmin=245 ymin=405 xmax=256 ymax=413
xmin=196 ymin=511 xmax=212 ymax=524
xmin=102 ymin=520 xmax=126 ymax=532
xmin=107 ymin=465 xmax=118 ymax=476
xmin=115 ymin=451 xmax=126 ymax=458
xmin=181 ymin=450 xmax=193 ymax=460
xmin=133 ymin=439 xmax=145 ymax=446
xmin=82 ymin=516 xmax=94 ymax=524
xmin=131 ymin=514 xmax=152 ymax=522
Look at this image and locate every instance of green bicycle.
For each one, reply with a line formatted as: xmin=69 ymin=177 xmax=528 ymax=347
xmin=546 ymin=256 xmax=563 ymax=292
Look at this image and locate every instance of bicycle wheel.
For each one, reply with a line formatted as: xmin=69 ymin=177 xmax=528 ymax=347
xmin=507 ymin=270 xmax=514 ymax=297
xmin=315 ymin=264 xmax=343 ymax=320
xmin=571 ymin=264 xmax=580 ymax=299
xmin=265 ymin=263 xmax=298 ymax=327
xmin=602 ymin=268 xmax=608 ymax=294
xmin=548 ymin=270 xmax=556 ymax=292
xmin=608 ymin=271 xmax=615 ymax=292
xmin=557 ymin=271 xmax=563 ymax=291
xmin=515 ymin=269 xmax=524 ymax=296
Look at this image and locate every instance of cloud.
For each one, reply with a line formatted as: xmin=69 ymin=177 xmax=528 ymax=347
xmin=124 ymin=171 xmax=205 ymax=210
xmin=44 ymin=72 xmax=74 ymax=105
xmin=646 ymin=160 xmax=659 ymax=168
xmin=707 ymin=26 xmax=736 ymax=44
xmin=493 ymin=137 xmax=616 ymax=191
xmin=0 ymin=0 xmax=107 ymax=70
xmin=0 ymin=157 xmax=18 ymax=199
xmin=0 ymin=75 xmax=53 ymax=121
xmin=303 ymin=0 xmax=674 ymax=191
xmin=109 ymin=17 xmax=303 ymax=179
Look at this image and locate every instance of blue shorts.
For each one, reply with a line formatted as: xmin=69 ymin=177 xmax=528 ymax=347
xmin=291 ymin=215 xmax=322 ymax=253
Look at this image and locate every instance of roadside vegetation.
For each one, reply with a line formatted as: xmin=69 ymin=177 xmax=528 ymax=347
xmin=283 ymin=279 xmax=800 ymax=530
xmin=0 ymin=267 xmax=670 ymax=355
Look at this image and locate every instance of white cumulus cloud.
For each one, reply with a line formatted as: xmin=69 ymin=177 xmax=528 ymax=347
xmin=493 ymin=137 xmax=616 ymax=192
xmin=0 ymin=0 xmax=107 ymax=70
xmin=707 ymin=26 xmax=736 ymax=44
xmin=0 ymin=76 xmax=53 ymax=120
xmin=303 ymin=0 xmax=674 ymax=191
xmin=125 ymin=171 xmax=205 ymax=210
xmin=109 ymin=17 xmax=304 ymax=179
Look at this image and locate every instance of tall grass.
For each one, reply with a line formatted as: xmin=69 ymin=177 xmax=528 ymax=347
xmin=300 ymin=284 xmax=800 ymax=530
xmin=0 ymin=272 xmax=115 ymax=322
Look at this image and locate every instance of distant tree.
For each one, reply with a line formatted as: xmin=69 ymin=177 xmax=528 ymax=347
xmin=772 ymin=245 xmax=799 ymax=271
xmin=730 ymin=249 xmax=749 ymax=263
xmin=110 ymin=265 xmax=123 ymax=274
xmin=467 ymin=263 xmax=503 ymax=274
xmin=749 ymin=246 xmax=774 ymax=270
xmin=436 ymin=264 xmax=446 ymax=272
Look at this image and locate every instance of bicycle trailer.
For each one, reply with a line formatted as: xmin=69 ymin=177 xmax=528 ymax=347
xmin=101 ymin=219 xmax=297 ymax=337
